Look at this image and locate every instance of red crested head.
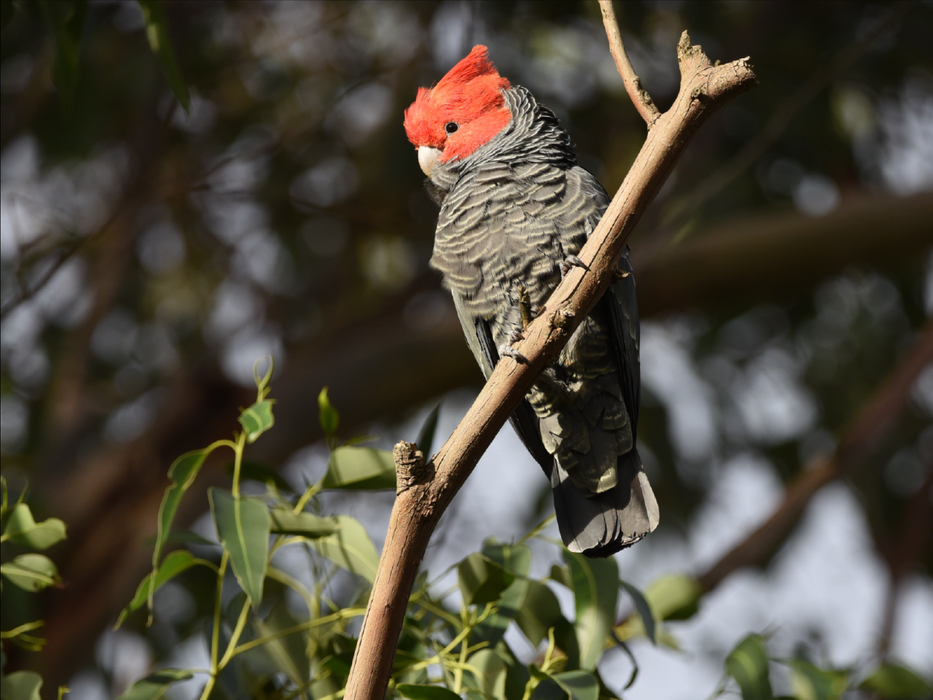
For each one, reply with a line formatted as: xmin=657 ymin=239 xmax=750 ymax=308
xmin=404 ymin=45 xmax=512 ymax=164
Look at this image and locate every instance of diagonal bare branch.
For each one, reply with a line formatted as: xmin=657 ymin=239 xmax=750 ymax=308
xmin=598 ymin=0 xmax=661 ymax=126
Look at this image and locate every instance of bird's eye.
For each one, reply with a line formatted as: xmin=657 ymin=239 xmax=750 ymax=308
xmin=445 ymin=122 xmax=459 ymax=134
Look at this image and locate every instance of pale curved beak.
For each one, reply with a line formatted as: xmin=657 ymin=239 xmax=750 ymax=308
xmin=417 ymin=146 xmax=442 ymax=177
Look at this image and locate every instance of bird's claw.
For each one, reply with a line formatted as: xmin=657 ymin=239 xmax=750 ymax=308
xmin=509 ymin=328 xmax=525 ymax=344
xmin=560 ymin=254 xmax=589 ymax=278
xmin=499 ymin=344 xmax=529 ymax=364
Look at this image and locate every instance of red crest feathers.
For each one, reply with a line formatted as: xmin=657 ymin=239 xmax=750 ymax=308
xmin=404 ymin=45 xmax=512 ymax=162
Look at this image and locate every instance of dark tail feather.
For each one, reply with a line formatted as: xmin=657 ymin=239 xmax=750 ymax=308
xmin=551 ymin=448 xmax=659 ymax=558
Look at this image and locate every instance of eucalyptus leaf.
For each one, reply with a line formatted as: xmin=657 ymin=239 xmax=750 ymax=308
xmin=726 ymin=634 xmax=773 ymax=700
xmin=269 ymin=508 xmax=336 ymax=537
xmin=789 ymin=657 xmax=847 ymax=700
xmin=115 ymin=550 xmax=211 ymax=628
xmin=563 ymin=550 xmax=619 ymax=670
xmin=415 ymin=403 xmax=441 ymax=456
xmin=514 ymin=579 xmax=579 ymax=667
xmin=458 ymin=552 xmax=515 ymax=607
xmin=116 ymin=669 xmax=194 ymax=700
xmin=1 ymin=553 xmax=61 ymax=592
xmin=209 ymin=488 xmax=271 ymax=606
xmin=318 ymin=386 xmax=340 ymax=435
xmin=0 ymin=670 xmax=43 ymax=700
xmin=552 ymin=671 xmax=600 ymax=700
xmin=859 ymin=663 xmax=933 ymax=698
xmin=2 ymin=504 xmax=67 ymax=550
xmin=322 ymin=446 xmax=396 ymax=490
xmin=397 ymin=684 xmax=462 ymax=700
xmin=619 ymin=579 xmax=656 ymax=644
xmin=238 ymin=399 xmax=275 ymax=443
xmin=37 ymin=0 xmax=87 ymax=113
xmin=465 ymin=649 xmax=507 ymax=700
xmin=310 ymin=515 xmax=379 ymax=583
xmin=137 ymin=0 xmax=190 ymax=113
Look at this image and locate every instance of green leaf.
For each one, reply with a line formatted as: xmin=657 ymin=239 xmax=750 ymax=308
xmin=310 ymin=515 xmax=379 ymax=583
xmin=2 ymin=504 xmax=67 ymax=549
xmin=483 ymin=540 xmax=532 ymax=577
xmin=209 ymin=488 xmax=271 ymax=606
xmin=1 ymin=554 xmax=61 ymax=592
xmin=645 ymin=573 xmax=701 ymax=621
xmin=859 ymin=663 xmax=933 ymax=699
xmin=37 ymin=0 xmax=87 ymax=113
xmin=416 ymin=404 xmax=441 ymax=456
xmin=725 ymin=634 xmax=773 ymax=700
xmin=115 ymin=550 xmax=211 ymax=629
xmin=514 ymin=580 xmax=579 ymax=666
xmin=115 ymin=669 xmax=193 ymax=700
xmin=0 ymin=671 xmax=43 ymax=700
xmin=549 ymin=564 xmax=573 ymax=590
xmin=318 ymin=387 xmax=340 ymax=436
xmin=137 ymin=0 xmax=190 ymax=114
xmin=150 ymin=448 xmax=212 ymax=612
xmin=459 ymin=553 xmax=515 ymax=607
xmin=397 ymin=684 xmax=463 ymax=700
xmin=552 ymin=671 xmax=600 ymax=700
xmin=619 ymin=579 xmax=656 ymax=644
xmin=269 ymin=508 xmax=336 ymax=537
xmin=322 ymin=446 xmax=396 ymax=490
xmin=466 ymin=649 xmax=507 ymax=700
xmin=247 ymin=603 xmax=310 ymax=686
xmin=563 ymin=550 xmax=619 ymax=671
xmin=789 ymin=657 xmax=847 ymax=700
xmin=238 ymin=400 xmax=275 ymax=443
xmin=225 ymin=461 xmax=293 ymax=493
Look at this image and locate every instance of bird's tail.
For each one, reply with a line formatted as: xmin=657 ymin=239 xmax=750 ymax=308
xmin=551 ymin=448 xmax=659 ymax=558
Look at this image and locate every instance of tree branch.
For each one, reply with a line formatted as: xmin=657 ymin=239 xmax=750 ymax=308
xmin=696 ymin=318 xmax=933 ymax=592
xmin=598 ymin=0 xmax=660 ymax=126
xmin=344 ymin=32 xmax=755 ymax=700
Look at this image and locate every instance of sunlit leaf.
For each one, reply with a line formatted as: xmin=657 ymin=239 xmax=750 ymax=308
xmin=209 ymin=488 xmax=270 ymax=606
xmin=2 ymin=504 xmax=67 ymax=550
xmin=726 ymin=634 xmax=773 ymax=700
xmin=483 ymin=540 xmax=531 ymax=577
xmin=458 ymin=552 xmax=515 ymax=607
xmin=318 ymin=386 xmax=340 ymax=436
xmin=465 ymin=649 xmax=507 ymax=700
xmin=0 ymin=554 xmax=61 ymax=592
xmin=115 ymin=669 xmax=193 ymax=700
xmin=268 ymin=508 xmax=336 ymax=537
xmin=310 ymin=515 xmax=379 ymax=583
xmin=563 ymin=550 xmax=619 ymax=670
xmin=238 ymin=399 xmax=275 ymax=443
xmin=115 ymin=550 xmax=213 ymax=629
xmin=0 ymin=671 xmax=43 ymax=700
xmin=789 ymin=657 xmax=847 ymax=700
xmin=619 ymin=579 xmax=656 ymax=644
xmin=397 ymin=684 xmax=462 ymax=700
xmin=137 ymin=0 xmax=190 ymax=114
xmin=322 ymin=446 xmax=396 ymax=490
xmin=150 ymin=448 xmax=212 ymax=613
xmin=859 ymin=663 xmax=933 ymax=699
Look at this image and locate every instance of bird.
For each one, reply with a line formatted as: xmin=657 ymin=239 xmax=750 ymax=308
xmin=403 ymin=45 xmax=658 ymax=557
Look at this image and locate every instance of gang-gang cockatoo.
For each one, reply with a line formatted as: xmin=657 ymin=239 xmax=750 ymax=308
xmin=404 ymin=45 xmax=658 ymax=557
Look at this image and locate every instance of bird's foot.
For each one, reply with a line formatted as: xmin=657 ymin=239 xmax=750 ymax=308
xmin=509 ymin=328 xmax=525 ymax=344
xmin=560 ymin=254 xmax=589 ymax=278
xmin=499 ymin=344 xmax=529 ymax=364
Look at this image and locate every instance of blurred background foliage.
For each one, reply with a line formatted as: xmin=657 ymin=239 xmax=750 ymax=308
xmin=0 ymin=0 xmax=931 ymax=696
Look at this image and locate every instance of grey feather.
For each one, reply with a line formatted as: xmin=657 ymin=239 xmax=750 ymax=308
xmin=428 ymin=86 xmax=658 ymax=557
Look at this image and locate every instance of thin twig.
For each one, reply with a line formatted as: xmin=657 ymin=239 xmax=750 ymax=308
xmin=598 ymin=0 xmax=660 ymax=126
xmin=344 ymin=32 xmax=755 ymax=700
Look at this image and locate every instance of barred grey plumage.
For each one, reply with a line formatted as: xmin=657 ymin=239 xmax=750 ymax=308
xmin=414 ymin=77 xmax=658 ymax=557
